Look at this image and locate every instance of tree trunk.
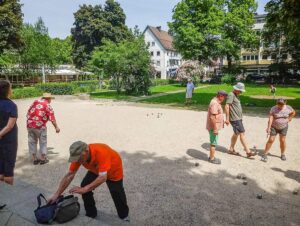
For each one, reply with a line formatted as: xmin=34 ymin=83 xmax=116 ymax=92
xmin=227 ymin=55 xmax=232 ymax=71
xmin=116 ymin=74 xmax=121 ymax=94
xmin=42 ymin=64 xmax=46 ymax=83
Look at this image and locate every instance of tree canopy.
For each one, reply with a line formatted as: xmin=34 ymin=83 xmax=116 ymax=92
xmin=71 ymin=0 xmax=132 ymax=69
xmin=169 ymin=0 xmax=258 ymax=68
xmin=263 ymin=0 xmax=300 ymax=70
xmin=89 ymin=36 xmax=151 ymax=95
xmin=0 ymin=0 xmax=23 ymax=54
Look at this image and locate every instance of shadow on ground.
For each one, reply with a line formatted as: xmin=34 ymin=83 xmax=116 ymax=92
xmin=13 ymin=150 xmax=300 ymax=226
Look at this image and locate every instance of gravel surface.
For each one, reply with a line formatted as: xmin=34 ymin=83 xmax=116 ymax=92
xmin=13 ymin=97 xmax=300 ymax=226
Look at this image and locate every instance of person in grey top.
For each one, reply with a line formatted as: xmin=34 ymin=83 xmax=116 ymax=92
xmin=225 ymin=83 xmax=256 ymax=158
xmin=185 ymin=78 xmax=194 ymax=105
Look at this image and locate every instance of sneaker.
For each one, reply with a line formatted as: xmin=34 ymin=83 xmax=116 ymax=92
xmin=261 ymin=155 xmax=268 ymax=162
xmin=122 ymin=216 xmax=130 ymax=222
xmin=281 ymin=155 xmax=286 ymax=161
xmin=208 ymin=157 xmax=221 ymax=164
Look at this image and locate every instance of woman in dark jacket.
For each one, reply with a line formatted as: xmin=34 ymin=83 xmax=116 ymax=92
xmin=0 ymin=80 xmax=18 ymax=185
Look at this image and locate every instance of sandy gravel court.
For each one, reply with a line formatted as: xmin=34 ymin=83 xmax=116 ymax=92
xmin=13 ymin=96 xmax=300 ymax=226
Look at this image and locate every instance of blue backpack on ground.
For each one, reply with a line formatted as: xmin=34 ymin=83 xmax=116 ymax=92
xmin=34 ymin=193 xmax=57 ymax=224
xmin=34 ymin=193 xmax=80 ymax=224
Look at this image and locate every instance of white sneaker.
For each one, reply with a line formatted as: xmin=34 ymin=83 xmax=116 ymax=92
xmin=122 ymin=216 xmax=130 ymax=222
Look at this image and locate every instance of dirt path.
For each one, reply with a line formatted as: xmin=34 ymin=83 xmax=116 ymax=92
xmin=13 ymin=97 xmax=300 ymax=226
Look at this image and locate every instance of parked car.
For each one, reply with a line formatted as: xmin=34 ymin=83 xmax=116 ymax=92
xmin=246 ymin=74 xmax=267 ymax=84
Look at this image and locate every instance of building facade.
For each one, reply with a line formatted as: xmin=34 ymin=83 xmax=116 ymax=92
xmin=223 ymin=14 xmax=292 ymax=75
xmin=144 ymin=26 xmax=182 ymax=79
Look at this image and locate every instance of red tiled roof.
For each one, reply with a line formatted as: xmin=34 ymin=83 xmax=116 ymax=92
xmin=147 ymin=26 xmax=175 ymax=51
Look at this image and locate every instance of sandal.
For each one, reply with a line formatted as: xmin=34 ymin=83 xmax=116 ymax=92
xmin=246 ymin=152 xmax=257 ymax=158
xmin=40 ymin=159 xmax=49 ymax=165
xmin=33 ymin=159 xmax=40 ymax=165
xmin=208 ymin=157 xmax=221 ymax=164
xmin=228 ymin=150 xmax=241 ymax=156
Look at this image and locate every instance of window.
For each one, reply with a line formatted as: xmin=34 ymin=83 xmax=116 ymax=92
xmin=152 ymin=42 xmax=155 ymax=46
xmin=150 ymin=51 xmax=154 ymax=56
xmin=147 ymin=42 xmax=150 ymax=46
xmin=262 ymin=55 xmax=268 ymax=60
xmin=157 ymin=51 xmax=160 ymax=56
xmin=255 ymin=55 xmax=258 ymax=60
xmin=247 ymin=56 xmax=250 ymax=60
xmin=271 ymin=54 xmax=276 ymax=60
xmin=156 ymin=61 xmax=160 ymax=66
xmin=251 ymin=55 xmax=255 ymax=60
xmin=243 ymin=56 xmax=246 ymax=61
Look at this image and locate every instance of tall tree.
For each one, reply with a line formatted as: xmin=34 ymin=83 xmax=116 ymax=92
xmin=263 ymin=0 xmax=300 ymax=72
xmin=71 ymin=0 xmax=131 ymax=69
xmin=169 ymin=0 xmax=258 ymax=69
xmin=52 ymin=36 xmax=72 ymax=64
xmin=0 ymin=0 xmax=23 ymax=54
xmin=89 ymin=37 xmax=151 ymax=95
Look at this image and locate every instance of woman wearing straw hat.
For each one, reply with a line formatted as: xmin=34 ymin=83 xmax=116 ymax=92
xmin=26 ymin=93 xmax=60 ymax=165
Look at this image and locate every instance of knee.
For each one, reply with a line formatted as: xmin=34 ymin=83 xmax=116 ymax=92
xmin=268 ymin=138 xmax=275 ymax=144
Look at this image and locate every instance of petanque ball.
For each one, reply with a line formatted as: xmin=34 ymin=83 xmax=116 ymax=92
xmin=293 ymin=190 xmax=298 ymax=195
xmin=256 ymin=194 xmax=263 ymax=199
xmin=243 ymin=181 xmax=248 ymax=185
xmin=195 ymin=163 xmax=199 ymax=167
xmin=237 ymin=174 xmax=242 ymax=179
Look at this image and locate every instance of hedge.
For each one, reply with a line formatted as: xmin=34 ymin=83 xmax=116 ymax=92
xmin=12 ymin=87 xmax=42 ymax=99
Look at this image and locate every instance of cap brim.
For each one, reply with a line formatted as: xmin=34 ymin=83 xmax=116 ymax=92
xmin=68 ymin=155 xmax=81 ymax=163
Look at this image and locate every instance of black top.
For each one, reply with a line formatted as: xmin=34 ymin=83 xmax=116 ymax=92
xmin=0 ymin=98 xmax=18 ymax=144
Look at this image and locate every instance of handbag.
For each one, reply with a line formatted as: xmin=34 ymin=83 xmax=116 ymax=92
xmin=54 ymin=195 xmax=80 ymax=223
xmin=34 ymin=193 xmax=57 ymax=224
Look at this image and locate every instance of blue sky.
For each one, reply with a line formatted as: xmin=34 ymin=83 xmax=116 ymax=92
xmin=20 ymin=0 xmax=269 ymax=39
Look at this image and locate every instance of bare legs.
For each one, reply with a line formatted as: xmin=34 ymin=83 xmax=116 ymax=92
xmin=229 ymin=133 xmax=252 ymax=154
xmin=209 ymin=145 xmax=215 ymax=160
xmin=0 ymin=174 xmax=13 ymax=185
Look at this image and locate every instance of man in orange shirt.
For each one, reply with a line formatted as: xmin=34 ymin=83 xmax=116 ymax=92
xmin=48 ymin=141 xmax=129 ymax=221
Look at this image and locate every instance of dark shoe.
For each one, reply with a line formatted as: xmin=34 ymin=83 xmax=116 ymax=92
xmin=208 ymin=157 xmax=221 ymax=164
xmin=246 ymin=151 xmax=257 ymax=158
xmin=261 ymin=155 xmax=268 ymax=162
xmin=86 ymin=213 xmax=97 ymax=219
xmin=40 ymin=159 xmax=49 ymax=165
xmin=281 ymin=155 xmax=286 ymax=161
xmin=33 ymin=159 xmax=40 ymax=165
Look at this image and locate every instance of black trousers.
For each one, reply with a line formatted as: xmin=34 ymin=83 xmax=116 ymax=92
xmin=81 ymin=171 xmax=129 ymax=219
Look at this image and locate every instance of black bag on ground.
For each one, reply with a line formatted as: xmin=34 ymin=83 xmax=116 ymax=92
xmin=34 ymin=194 xmax=57 ymax=224
xmin=54 ymin=195 xmax=80 ymax=223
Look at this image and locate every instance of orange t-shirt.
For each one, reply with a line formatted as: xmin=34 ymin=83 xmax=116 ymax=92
xmin=69 ymin=143 xmax=123 ymax=181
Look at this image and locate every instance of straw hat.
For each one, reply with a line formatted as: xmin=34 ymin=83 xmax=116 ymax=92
xmin=42 ymin=93 xmax=55 ymax=99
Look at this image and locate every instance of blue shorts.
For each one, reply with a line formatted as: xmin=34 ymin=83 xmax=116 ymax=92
xmin=230 ymin=120 xmax=245 ymax=135
xmin=0 ymin=142 xmax=18 ymax=177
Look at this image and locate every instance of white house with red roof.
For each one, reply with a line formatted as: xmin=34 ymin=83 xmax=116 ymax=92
xmin=144 ymin=26 xmax=183 ymax=79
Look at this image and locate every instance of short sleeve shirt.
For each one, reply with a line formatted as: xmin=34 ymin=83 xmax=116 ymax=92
xmin=69 ymin=144 xmax=123 ymax=181
xmin=27 ymin=99 xmax=56 ymax=129
xmin=270 ymin=105 xmax=294 ymax=130
xmin=226 ymin=92 xmax=243 ymax=121
xmin=0 ymin=98 xmax=18 ymax=144
xmin=206 ymin=97 xmax=224 ymax=131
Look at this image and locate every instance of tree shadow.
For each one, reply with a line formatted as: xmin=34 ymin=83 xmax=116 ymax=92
xmin=11 ymin=150 xmax=300 ymax=226
xmin=271 ymin=167 xmax=300 ymax=183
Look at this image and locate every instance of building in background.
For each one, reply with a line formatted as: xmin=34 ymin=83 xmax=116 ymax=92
xmin=144 ymin=26 xmax=183 ymax=79
xmin=223 ymin=14 xmax=292 ymax=76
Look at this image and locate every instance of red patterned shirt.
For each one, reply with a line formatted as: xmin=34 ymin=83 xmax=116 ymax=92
xmin=27 ymin=99 xmax=56 ymax=129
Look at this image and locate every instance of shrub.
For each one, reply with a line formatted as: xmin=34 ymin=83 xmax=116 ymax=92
xmin=221 ymin=74 xmax=236 ymax=84
xmin=12 ymin=87 xmax=42 ymax=99
xmin=36 ymin=83 xmax=74 ymax=95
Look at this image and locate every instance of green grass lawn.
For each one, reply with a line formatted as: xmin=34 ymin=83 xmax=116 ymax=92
xmin=140 ymin=84 xmax=300 ymax=110
xmin=150 ymin=84 xmax=185 ymax=94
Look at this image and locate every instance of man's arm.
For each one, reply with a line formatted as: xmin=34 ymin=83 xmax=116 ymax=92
xmin=210 ymin=115 xmax=218 ymax=135
xmin=51 ymin=121 xmax=60 ymax=133
xmin=69 ymin=174 xmax=107 ymax=195
xmin=225 ymin=104 xmax=230 ymax=125
xmin=48 ymin=171 xmax=76 ymax=203
xmin=0 ymin=117 xmax=17 ymax=139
